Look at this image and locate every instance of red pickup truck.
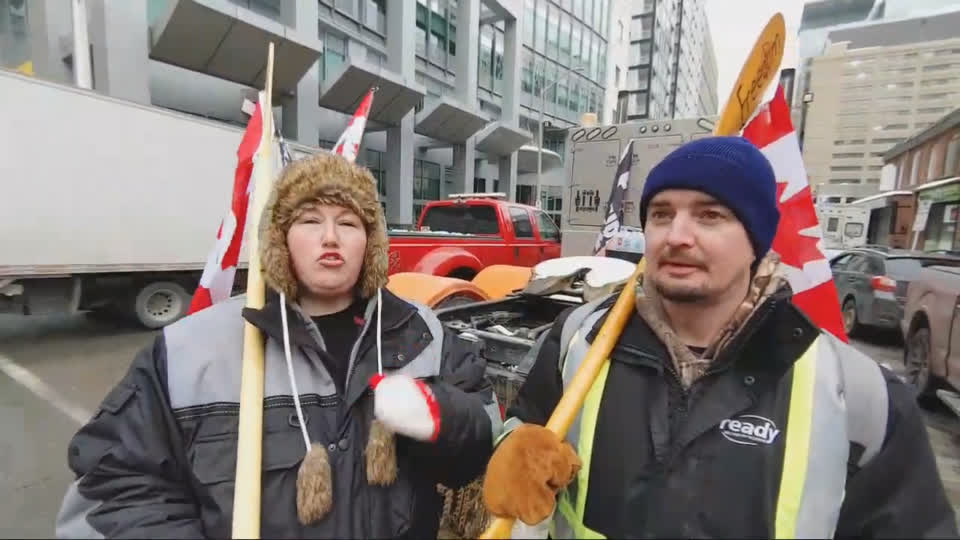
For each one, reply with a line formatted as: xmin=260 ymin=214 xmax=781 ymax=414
xmin=387 ymin=194 xmax=562 ymax=279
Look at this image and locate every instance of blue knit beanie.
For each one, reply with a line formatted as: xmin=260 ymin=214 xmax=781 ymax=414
xmin=639 ymin=136 xmax=780 ymax=259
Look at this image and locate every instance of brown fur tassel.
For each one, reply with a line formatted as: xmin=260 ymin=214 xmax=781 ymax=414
xmin=365 ymin=418 xmax=398 ymax=486
xmin=297 ymin=443 xmax=333 ymax=525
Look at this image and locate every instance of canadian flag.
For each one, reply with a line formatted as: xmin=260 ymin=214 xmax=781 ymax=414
xmin=187 ymin=88 xmax=376 ymax=314
xmin=333 ymin=88 xmax=375 ymax=163
xmin=742 ymin=85 xmax=849 ymax=343
xmin=187 ymin=92 xmax=273 ymax=314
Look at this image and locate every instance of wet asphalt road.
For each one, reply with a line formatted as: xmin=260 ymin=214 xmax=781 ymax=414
xmin=1 ymin=314 xmax=958 ymax=538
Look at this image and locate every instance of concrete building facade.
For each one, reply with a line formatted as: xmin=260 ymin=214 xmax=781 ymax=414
xmin=615 ymin=0 xmax=717 ymax=122
xmin=0 ymin=0 xmax=619 ymax=227
xmin=869 ymin=108 xmax=960 ymax=250
xmin=802 ymin=9 xmax=960 ymax=205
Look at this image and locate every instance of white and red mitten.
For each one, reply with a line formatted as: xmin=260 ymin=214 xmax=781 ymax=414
xmin=370 ymin=374 xmax=442 ymax=442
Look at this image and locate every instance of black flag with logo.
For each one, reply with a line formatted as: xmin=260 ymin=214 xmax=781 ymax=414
xmin=594 ymin=140 xmax=635 ymax=255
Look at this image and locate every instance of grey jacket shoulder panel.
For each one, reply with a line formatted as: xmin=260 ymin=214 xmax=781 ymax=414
xmin=163 ymin=295 xmax=247 ymax=409
xmin=163 ymin=295 xmax=339 ymax=411
xmin=819 ymin=330 xmax=889 ymax=467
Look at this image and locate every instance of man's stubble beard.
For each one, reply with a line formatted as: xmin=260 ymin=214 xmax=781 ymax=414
xmin=651 ymin=264 xmax=752 ymax=305
xmin=653 ymin=279 xmax=710 ymax=304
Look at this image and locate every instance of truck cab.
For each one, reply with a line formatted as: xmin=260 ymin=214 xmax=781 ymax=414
xmin=386 ymin=193 xmax=562 ymax=280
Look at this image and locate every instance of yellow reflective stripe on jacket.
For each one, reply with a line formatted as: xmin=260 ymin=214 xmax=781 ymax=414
xmin=774 ymin=338 xmax=818 ymax=539
xmin=570 ymin=359 xmax=610 ymax=539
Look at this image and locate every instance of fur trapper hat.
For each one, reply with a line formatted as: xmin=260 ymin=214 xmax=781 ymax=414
xmin=260 ymin=152 xmax=389 ymax=300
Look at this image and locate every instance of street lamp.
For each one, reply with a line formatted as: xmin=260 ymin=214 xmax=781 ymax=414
xmin=536 ymin=64 xmax=585 ymax=208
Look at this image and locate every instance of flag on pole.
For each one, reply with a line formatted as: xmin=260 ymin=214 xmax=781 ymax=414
xmin=742 ymin=85 xmax=849 ymax=342
xmin=594 ymin=140 xmax=635 ymax=255
xmin=333 ymin=88 xmax=375 ymax=163
xmin=188 ymin=88 xmax=376 ymax=314
xmin=188 ymin=92 xmax=276 ymax=314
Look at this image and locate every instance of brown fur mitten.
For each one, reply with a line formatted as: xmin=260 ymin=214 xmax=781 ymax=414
xmin=482 ymin=424 xmax=581 ymax=525
xmin=365 ymin=418 xmax=398 ymax=486
xmin=297 ymin=443 xmax=333 ymax=525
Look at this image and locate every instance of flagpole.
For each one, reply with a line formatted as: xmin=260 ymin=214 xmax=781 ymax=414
xmin=232 ymin=41 xmax=275 ymax=540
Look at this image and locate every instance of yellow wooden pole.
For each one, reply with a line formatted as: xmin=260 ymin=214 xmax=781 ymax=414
xmin=478 ymin=13 xmax=786 ymax=539
xmin=231 ymin=41 xmax=276 ymax=540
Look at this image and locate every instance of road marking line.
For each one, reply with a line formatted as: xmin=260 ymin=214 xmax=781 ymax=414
xmin=0 ymin=354 xmax=92 ymax=426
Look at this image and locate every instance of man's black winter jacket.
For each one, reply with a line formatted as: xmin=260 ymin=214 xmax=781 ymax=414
xmin=509 ymin=286 xmax=958 ymax=538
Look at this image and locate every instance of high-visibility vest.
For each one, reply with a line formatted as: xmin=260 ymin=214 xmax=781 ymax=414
xmin=500 ymin=296 xmax=890 ymax=539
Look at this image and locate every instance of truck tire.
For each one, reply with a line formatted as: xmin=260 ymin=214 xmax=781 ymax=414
xmin=133 ymin=281 xmax=190 ymax=329
xmin=905 ymin=326 xmax=934 ymax=400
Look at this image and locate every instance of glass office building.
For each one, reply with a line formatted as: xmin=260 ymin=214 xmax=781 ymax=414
xmin=1 ymin=0 xmax=620 ymax=225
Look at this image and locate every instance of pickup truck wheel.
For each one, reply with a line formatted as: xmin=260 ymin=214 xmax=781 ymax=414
xmin=133 ymin=281 xmax=190 ymax=329
xmin=905 ymin=327 xmax=934 ymax=398
xmin=842 ymin=298 xmax=860 ymax=337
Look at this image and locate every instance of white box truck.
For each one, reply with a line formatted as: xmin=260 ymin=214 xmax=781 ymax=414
xmin=0 ymin=70 xmax=317 ymax=328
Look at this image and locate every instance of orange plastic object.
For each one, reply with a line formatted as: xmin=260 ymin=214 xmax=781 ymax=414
xmin=471 ymin=265 xmax=533 ymax=300
xmin=386 ymin=272 xmax=491 ymax=308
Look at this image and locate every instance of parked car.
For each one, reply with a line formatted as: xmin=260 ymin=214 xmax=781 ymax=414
xmin=902 ymin=263 xmax=960 ymax=397
xmin=828 ymin=247 xmax=960 ymax=337
xmin=387 ymin=194 xmax=562 ymax=279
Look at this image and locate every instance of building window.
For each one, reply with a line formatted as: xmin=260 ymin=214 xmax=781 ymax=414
xmin=479 ymin=25 xmax=494 ymax=90
xmin=524 ymin=0 xmax=535 ymax=45
xmin=618 ymin=20 xmax=624 ymax=42
xmin=363 ymin=0 xmax=386 ymax=35
xmin=335 ymin=0 xmax=359 ymax=18
xmin=547 ymin=4 xmax=559 ymax=59
xmin=571 ymin=21 xmax=582 ymax=65
xmin=559 ymin=13 xmax=572 ymax=65
xmin=229 ymin=0 xmax=282 ymax=21
xmin=413 ymin=159 xmax=441 ymax=201
xmin=946 ymin=134 xmax=960 ymax=178
xmin=321 ymin=31 xmax=347 ymax=81
xmin=521 ymin=49 xmax=534 ymax=94
xmin=542 ymin=185 xmax=563 ymax=225
xmin=536 ymin=0 xmax=547 ymax=52
xmin=516 ymin=185 xmax=534 ymax=205
xmin=366 ymin=149 xmax=387 ymax=198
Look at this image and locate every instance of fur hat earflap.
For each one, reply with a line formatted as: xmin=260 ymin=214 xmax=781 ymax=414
xmin=259 ymin=152 xmax=389 ymax=300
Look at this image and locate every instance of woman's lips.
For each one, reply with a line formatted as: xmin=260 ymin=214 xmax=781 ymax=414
xmin=318 ymin=254 xmax=344 ymax=268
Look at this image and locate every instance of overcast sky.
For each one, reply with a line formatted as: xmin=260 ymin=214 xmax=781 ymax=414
xmin=704 ymin=0 xmax=807 ymax=112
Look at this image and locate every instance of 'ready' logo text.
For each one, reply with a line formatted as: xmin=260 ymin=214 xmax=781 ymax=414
xmin=719 ymin=414 xmax=781 ymax=446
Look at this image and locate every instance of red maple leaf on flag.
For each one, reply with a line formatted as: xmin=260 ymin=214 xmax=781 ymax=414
xmin=745 ymin=85 xmax=849 ymax=342
xmin=771 ymin=183 xmax=824 ymax=269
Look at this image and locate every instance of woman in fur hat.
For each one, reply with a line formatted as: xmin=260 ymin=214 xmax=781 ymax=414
xmin=55 ymin=153 xmax=503 ymax=539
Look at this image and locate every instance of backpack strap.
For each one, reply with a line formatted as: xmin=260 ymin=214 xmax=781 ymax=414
xmin=824 ymin=333 xmax=889 ymax=469
xmin=558 ymin=294 xmax=616 ymax=374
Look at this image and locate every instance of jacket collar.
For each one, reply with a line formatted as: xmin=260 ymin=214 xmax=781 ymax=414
xmin=241 ymin=288 xmax=420 ymax=351
xmin=592 ymin=283 xmax=818 ymax=382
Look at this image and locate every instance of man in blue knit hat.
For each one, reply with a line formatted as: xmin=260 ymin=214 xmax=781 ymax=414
xmin=482 ymin=136 xmax=956 ymax=538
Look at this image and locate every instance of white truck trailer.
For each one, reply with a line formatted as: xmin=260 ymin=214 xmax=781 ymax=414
xmin=559 ymin=117 xmax=717 ymax=257
xmin=0 ymin=70 xmax=317 ymax=328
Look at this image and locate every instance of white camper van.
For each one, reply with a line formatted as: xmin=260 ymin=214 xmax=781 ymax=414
xmin=816 ymin=204 xmax=869 ymax=250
